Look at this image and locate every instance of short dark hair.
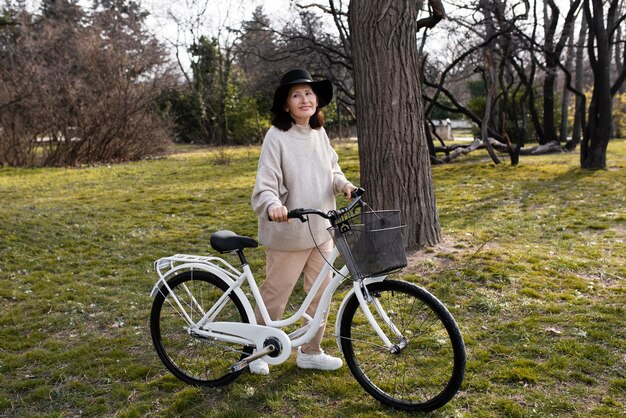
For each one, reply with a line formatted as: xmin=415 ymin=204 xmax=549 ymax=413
xmin=271 ymin=109 xmax=325 ymax=131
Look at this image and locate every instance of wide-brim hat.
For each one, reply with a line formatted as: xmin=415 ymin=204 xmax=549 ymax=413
xmin=270 ymin=69 xmax=333 ymax=112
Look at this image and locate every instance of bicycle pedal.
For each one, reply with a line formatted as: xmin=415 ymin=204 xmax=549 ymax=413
xmin=229 ymin=344 xmax=276 ymax=373
xmin=229 ymin=361 xmax=247 ymax=373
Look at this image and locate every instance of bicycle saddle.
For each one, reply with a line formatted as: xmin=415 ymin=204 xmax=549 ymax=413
xmin=210 ymin=230 xmax=258 ymax=253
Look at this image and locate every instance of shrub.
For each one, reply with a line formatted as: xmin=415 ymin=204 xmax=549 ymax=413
xmin=0 ymin=3 xmax=174 ymax=167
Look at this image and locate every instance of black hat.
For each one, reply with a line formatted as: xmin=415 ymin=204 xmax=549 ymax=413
xmin=270 ymin=69 xmax=333 ymax=113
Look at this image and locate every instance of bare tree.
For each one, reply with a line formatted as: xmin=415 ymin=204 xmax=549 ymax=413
xmin=540 ymin=0 xmax=582 ymax=145
xmin=581 ymin=0 xmax=626 ymax=169
xmin=422 ymin=0 xmax=537 ymax=164
xmin=0 ymin=1 xmax=173 ymax=167
xmin=559 ymin=4 xmax=577 ymax=144
xmin=615 ymin=19 xmax=626 ymax=138
xmin=565 ymin=15 xmax=587 ymax=151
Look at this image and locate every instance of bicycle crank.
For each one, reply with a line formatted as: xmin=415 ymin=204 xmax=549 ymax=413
xmin=230 ymin=336 xmax=286 ymax=373
xmin=230 ymin=343 xmax=276 ymax=373
xmin=203 ymin=322 xmax=291 ymax=366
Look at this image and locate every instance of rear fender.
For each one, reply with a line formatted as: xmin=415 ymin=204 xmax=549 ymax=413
xmin=150 ymin=263 xmax=256 ymax=324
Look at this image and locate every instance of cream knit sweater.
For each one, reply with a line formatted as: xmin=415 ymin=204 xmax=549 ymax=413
xmin=251 ymin=124 xmax=353 ymax=251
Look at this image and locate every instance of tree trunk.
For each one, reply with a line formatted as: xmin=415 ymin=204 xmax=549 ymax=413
xmin=481 ymin=48 xmax=502 ymax=164
xmin=570 ymin=17 xmax=587 ymax=149
xmin=542 ymin=0 xmax=558 ymax=145
xmin=348 ymin=0 xmax=441 ymax=247
xmin=616 ymin=24 xmax=626 ymax=138
xmin=543 ymin=63 xmax=559 ymax=144
xmin=581 ymin=0 xmax=613 ymax=169
xmin=542 ymin=0 xmax=582 ymax=145
xmin=559 ymin=19 xmax=576 ymax=143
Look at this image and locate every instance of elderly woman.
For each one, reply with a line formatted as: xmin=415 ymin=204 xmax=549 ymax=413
xmin=250 ymin=69 xmax=356 ymax=375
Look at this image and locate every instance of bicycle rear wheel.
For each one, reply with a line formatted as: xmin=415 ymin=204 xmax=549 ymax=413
xmin=150 ymin=270 xmax=253 ymax=386
xmin=339 ymin=279 xmax=465 ymax=412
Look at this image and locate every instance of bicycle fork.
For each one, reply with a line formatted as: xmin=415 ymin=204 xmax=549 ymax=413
xmin=348 ymin=279 xmax=409 ymax=353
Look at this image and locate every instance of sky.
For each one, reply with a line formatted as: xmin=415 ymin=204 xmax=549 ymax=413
xmin=143 ymin=0 xmax=298 ymax=44
xmin=143 ymin=0 xmax=301 ymax=71
xmin=142 ymin=0 xmax=577 ymax=39
xmin=141 ymin=0 xmax=579 ymax=72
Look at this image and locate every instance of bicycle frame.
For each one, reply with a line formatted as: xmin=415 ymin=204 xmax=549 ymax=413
xmin=151 ymin=246 xmax=404 ymax=365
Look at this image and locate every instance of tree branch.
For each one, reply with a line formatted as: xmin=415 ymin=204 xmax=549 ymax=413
xmin=297 ymin=2 xmax=347 ymax=16
xmin=416 ymin=0 xmax=447 ymax=30
xmin=423 ymin=29 xmax=504 ymax=116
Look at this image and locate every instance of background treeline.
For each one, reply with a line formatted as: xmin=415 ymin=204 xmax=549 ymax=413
xmin=0 ymin=0 xmax=173 ymax=167
xmin=1 ymin=0 xmax=624 ymax=167
xmin=156 ymin=6 xmax=352 ymax=147
xmin=0 ymin=1 xmax=350 ymax=166
xmin=419 ymin=0 xmax=626 ymax=168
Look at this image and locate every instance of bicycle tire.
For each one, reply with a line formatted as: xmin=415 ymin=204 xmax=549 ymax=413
xmin=339 ymin=279 xmax=465 ymax=412
xmin=150 ymin=270 xmax=253 ymax=386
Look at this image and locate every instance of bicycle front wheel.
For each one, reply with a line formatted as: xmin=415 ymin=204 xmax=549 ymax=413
xmin=339 ymin=279 xmax=465 ymax=412
xmin=150 ymin=270 xmax=253 ymax=386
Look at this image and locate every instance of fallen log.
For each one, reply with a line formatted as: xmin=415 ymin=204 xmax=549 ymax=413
xmin=433 ymin=139 xmax=564 ymax=163
xmin=518 ymin=140 xmax=564 ymax=155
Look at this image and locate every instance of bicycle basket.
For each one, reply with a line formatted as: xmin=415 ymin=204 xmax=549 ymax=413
xmin=330 ymin=210 xmax=407 ymax=280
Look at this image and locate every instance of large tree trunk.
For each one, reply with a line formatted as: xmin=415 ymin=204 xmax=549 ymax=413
xmin=582 ymin=0 xmax=614 ymax=169
xmin=348 ymin=0 xmax=441 ymax=247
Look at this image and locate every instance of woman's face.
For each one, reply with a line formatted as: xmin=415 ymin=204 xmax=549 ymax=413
xmin=284 ymin=83 xmax=318 ymax=125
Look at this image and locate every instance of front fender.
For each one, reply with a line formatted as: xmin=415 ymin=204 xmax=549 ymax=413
xmin=335 ymin=276 xmax=387 ymax=351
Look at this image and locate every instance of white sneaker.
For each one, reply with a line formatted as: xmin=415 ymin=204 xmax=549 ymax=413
xmin=296 ymin=347 xmax=343 ymax=371
xmin=249 ymin=359 xmax=269 ymax=375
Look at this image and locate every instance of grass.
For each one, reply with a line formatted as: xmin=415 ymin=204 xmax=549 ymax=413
xmin=1 ymin=139 xmax=624 ymax=417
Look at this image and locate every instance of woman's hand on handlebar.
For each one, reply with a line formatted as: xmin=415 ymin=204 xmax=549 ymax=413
xmin=270 ymin=187 xmax=365 ymax=223
xmin=343 ymin=184 xmax=357 ymax=199
xmin=268 ymin=205 xmax=291 ymax=223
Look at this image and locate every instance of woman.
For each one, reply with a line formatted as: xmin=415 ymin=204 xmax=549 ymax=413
xmin=250 ymin=69 xmax=356 ymax=375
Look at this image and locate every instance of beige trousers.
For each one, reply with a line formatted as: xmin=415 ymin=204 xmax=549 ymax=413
xmin=254 ymin=240 xmax=333 ymax=354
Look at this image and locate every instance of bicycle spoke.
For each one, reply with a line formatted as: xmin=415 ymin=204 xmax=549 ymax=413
xmin=150 ymin=271 xmax=253 ymax=386
xmin=336 ymin=334 xmax=391 ymax=352
xmin=339 ymin=280 xmax=465 ymax=412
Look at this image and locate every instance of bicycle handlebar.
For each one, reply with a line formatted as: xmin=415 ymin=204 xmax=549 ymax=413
xmin=287 ymin=187 xmax=365 ymax=223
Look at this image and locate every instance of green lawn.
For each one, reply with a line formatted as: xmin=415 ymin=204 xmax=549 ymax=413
xmin=1 ymin=140 xmax=624 ymax=417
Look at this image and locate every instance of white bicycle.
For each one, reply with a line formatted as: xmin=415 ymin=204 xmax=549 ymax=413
xmin=149 ymin=189 xmax=466 ymax=412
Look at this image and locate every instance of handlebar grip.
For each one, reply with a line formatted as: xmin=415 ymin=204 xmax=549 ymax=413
xmin=268 ymin=207 xmax=296 ymax=222
xmin=267 ymin=189 xmax=365 ymax=222
xmin=351 ymin=187 xmax=365 ymax=199
xmin=288 ymin=209 xmax=307 ymax=223
xmin=267 ymin=208 xmax=311 ymax=222
xmin=267 ymin=209 xmax=306 ymax=222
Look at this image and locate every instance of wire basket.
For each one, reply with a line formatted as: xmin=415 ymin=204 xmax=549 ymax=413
xmin=330 ymin=210 xmax=407 ymax=281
